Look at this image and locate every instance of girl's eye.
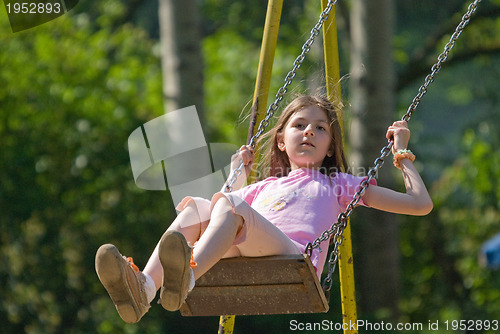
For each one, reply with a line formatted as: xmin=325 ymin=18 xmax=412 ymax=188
xmin=295 ymin=123 xmax=305 ymax=129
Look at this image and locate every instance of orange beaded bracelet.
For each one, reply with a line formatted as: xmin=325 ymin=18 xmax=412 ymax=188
xmin=393 ymin=149 xmax=416 ymax=169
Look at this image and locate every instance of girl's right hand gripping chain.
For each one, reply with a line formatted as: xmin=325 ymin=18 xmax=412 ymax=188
xmin=231 ymin=145 xmax=255 ymax=179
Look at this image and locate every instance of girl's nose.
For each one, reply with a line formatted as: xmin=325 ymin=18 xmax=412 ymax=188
xmin=304 ymin=124 xmax=315 ymax=136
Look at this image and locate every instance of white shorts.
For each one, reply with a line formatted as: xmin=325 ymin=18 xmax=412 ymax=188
xmin=176 ymin=192 xmax=301 ymax=258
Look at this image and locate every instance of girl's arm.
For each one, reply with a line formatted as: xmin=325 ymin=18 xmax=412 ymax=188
xmin=361 ymin=121 xmax=433 ymax=216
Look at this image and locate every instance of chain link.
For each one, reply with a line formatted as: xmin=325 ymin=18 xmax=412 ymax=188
xmin=305 ymin=0 xmax=482 ymax=295
xmin=403 ymin=0 xmax=481 ymax=122
xmin=224 ymin=0 xmax=338 ymax=193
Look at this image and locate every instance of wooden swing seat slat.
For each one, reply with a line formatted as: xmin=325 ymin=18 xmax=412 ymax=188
xmin=180 ymin=254 xmax=329 ymax=316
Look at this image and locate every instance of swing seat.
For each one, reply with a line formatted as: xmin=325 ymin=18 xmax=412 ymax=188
xmin=180 ymin=254 xmax=329 ymax=316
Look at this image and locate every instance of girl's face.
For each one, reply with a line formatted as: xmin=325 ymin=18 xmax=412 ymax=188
xmin=277 ymin=105 xmax=333 ymax=171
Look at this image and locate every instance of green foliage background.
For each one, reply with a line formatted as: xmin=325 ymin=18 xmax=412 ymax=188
xmin=1 ymin=0 xmax=500 ymax=333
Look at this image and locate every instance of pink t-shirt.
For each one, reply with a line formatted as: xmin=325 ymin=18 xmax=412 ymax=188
xmin=231 ymin=168 xmax=376 ymax=272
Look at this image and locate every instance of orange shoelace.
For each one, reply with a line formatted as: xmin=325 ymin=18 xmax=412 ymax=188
xmin=126 ymin=250 xmax=196 ymax=271
xmin=190 ymin=249 xmax=197 ymax=268
xmin=126 ymin=257 xmax=140 ymax=273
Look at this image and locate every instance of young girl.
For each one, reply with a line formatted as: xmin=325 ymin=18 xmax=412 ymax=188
xmin=95 ymin=95 xmax=433 ymax=323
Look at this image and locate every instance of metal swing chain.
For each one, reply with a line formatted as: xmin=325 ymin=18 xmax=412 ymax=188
xmin=305 ymin=0 xmax=482 ymax=296
xmin=223 ymin=0 xmax=338 ymax=193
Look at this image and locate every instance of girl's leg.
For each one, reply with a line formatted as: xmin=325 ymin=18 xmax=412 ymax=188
xmin=149 ymin=193 xmax=299 ymax=283
xmin=190 ymin=197 xmax=243 ymax=279
xmin=157 ymin=194 xmax=302 ymax=312
xmin=207 ymin=193 xmax=301 ymax=259
xmin=95 ymin=243 xmax=152 ymax=323
xmin=143 ymin=201 xmax=203 ymax=290
xmin=174 ymin=194 xmax=299 ymax=280
xmin=95 ymin=200 xmax=210 ymax=322
xmin=158 ymin=197 xmax=243 ymax=311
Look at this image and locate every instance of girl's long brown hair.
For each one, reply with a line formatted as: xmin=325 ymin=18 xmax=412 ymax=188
xmin=256 ymin=95 xmax=348 ymax=179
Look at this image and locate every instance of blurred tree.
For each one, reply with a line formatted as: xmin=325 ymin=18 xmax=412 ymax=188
xmin=395 ymin=0 xmax=500 ymax=92
xmin=348 ymin=0 xmax=400 ymax=322
xmin=0 ymin=3 xmax=182 ymax=332
xmin=201 ymin=0 xmax=324 ymax=145
xmin=400 ymin=120 xmax=500 ymax=331
xmin=394 ymin=1 xmax=500 ymax=330
xmin=158 ymin=0 xmax=204 ymax=120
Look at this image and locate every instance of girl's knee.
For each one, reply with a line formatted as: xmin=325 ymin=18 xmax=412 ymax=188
xmin=179 ymin=200 xmax=207 ymax=224
xmin=182 ymin=201 xmax=199 ymax=217
xmin=212 ymin=197 xmax=243 ymax=228
xmin=213 ymin=196 xmax=232 ymax=211
xmin=171 ymin=201 xmax=204 ymax=233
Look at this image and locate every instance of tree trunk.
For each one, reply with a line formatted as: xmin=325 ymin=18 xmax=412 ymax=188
xmin=349 ymin=0 xmax=400 ymax=320
xmin=158 ymin=0 xmax=204 ymax=122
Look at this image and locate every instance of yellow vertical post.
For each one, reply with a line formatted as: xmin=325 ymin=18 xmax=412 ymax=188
xmin=321 ymin=0 xmax=342 ymax=106
xmin=218 ymin=315 xmax=235 ymax=334
xmin=321 ymin=1 xmax=358 ymax=333
xmin=247 ymin=0 xmax=284 ymax=143
xmin=218 ymin=1 xmax=283 ymax=333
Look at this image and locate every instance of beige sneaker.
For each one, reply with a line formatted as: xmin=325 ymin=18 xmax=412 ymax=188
xmin=95 ymin=244 xmax=150 ymax=323
xmin=158 ymin=231 xmax=195 ymax=311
